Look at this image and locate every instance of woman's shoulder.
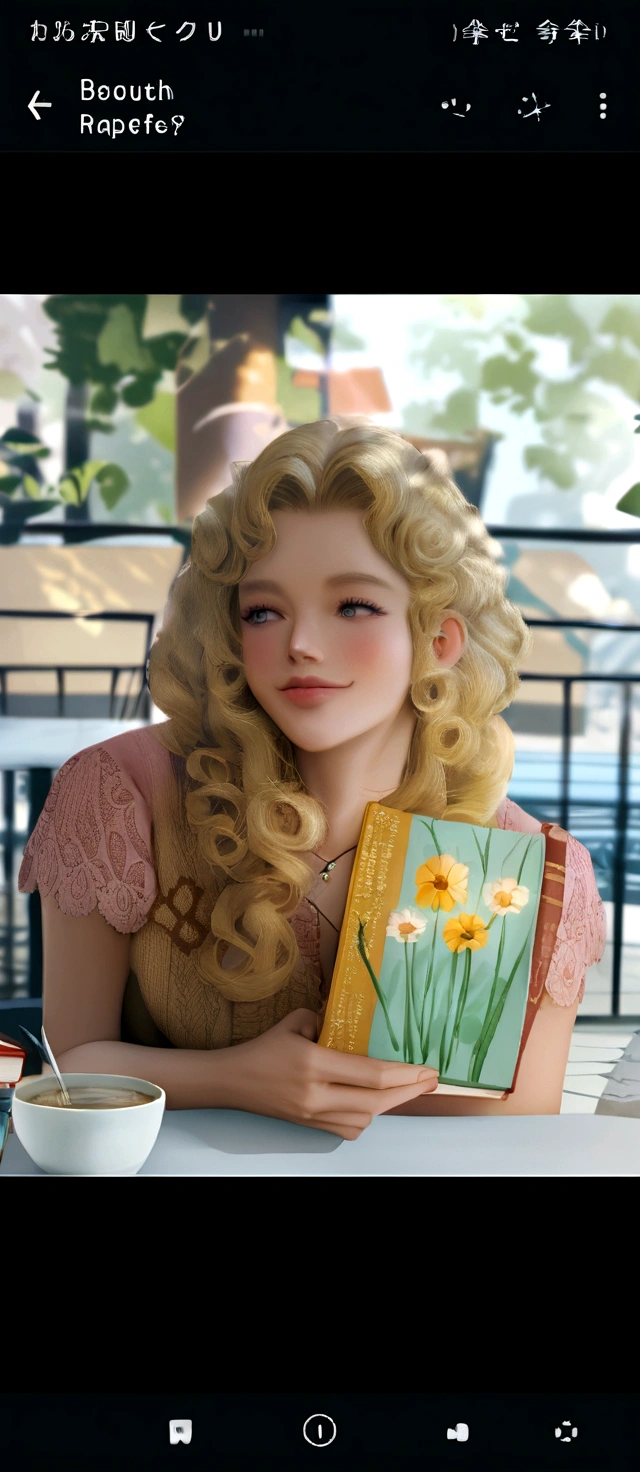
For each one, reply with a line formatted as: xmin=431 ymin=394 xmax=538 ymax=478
xmin=16 ymin=724 xmax=172 ymax=933
xmin=495 ymin=796 xmax=542 ymax=834
xmin=79 ymin=721 xmax=179 ymax=804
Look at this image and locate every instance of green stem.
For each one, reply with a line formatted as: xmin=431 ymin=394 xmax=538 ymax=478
xmin=517 ymin=835 xmax=535 ymax=884
xmin=447 ymin=945 xmax=472 ymax=1064
xmin=439 ymin=949 xmax=459 ymax=1076
xmin=419 ymin=910 xmax=439 ymax=1056
xmin=472 ymin=827 xmax=492 ymax=914
xmin=410 ymin=941 xmax=421 ymax=1051
xmin=444 ymin=950 xmax=464 ymax=1074
xmin=403 ymin=940 xmax=412 ymax=1062
xmin=419 ymin=819 xmax=441 ymax=856
xmin=470 ymin=922 xmax=534 ymax=1084
xmin=468 ymin=915 xmax=506 ymax=1081
xmin=356 ymin=920 xmax=400 ymax=1053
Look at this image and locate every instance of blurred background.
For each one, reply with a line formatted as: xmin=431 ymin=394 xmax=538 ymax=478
xmin=3 ymin=293 xmax=640 ymax=1109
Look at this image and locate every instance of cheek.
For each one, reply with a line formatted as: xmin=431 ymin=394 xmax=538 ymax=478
xmin=347 ymin=621 xmax=413 ymax=678
xmin=241 ymin=626 xmax=280 ymax=683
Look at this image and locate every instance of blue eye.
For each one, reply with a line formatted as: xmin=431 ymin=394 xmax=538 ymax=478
xmin=338 ymin=598 xmax=385 ymax=617
xmin=240 ymin=605 xmax=278 ymax=624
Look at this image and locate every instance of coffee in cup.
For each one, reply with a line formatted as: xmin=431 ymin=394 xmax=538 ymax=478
xmin=32 ymin=1086 xmax=152 ymax=1109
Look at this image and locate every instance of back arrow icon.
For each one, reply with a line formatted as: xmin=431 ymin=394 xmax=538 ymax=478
xmin=29 ymin=90 xmax=52 ymax=120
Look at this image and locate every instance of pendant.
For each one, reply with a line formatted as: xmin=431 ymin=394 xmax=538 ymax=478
xmin=320 ymin=861 xmax=336 ymax=882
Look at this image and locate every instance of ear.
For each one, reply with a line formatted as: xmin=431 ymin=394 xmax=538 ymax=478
xmin=432 ymin=616 xmax=465 ymax=668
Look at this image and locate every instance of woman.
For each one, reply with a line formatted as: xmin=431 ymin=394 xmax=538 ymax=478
xmin=19 ymin=419 xmax=606 ymax=1139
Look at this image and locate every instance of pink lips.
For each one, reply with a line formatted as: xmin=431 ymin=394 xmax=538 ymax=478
xmin=280 ymin=680 xmax=351 ymax=706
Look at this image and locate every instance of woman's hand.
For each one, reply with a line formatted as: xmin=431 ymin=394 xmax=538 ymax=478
xmin=216 ymin=1008 xmax=439 ymax=1139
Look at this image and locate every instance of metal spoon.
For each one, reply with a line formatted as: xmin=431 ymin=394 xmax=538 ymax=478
xmin=19 ymin=1026 xmax=73 ymax=1108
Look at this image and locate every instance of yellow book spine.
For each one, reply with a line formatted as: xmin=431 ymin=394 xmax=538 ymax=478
xmin=318 ymin=801 xmax=413 ymax=1054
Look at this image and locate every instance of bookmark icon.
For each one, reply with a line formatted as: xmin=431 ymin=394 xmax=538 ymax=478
xmin=169 ymin=1421 xmax=192 ymax=1445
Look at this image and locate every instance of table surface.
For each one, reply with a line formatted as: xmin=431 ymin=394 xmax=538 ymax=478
xmin=0 ymin=717 xmax=147 ymax=769
xmin=2 ymin=1108 xmax=639 ymax=1175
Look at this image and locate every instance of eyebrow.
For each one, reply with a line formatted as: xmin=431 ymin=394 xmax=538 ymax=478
xmin=239 ymin=572 xmax=395 ymax=595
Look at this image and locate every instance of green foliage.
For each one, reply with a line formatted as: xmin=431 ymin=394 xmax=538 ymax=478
xmin=287 ymin=315 xmax=325 ymax=357
xmin=406 ymin=294 xmax=640 ymax=498
xmin=0 ymin=424 xmax=129 ymax=517
xmin=42 ymin=294 xmax=191 ymax=414
xmin=616 ymin=483 xmax=640 ymax=517
xmin=276 ymin=355 xmax=322 ymax=423
xmin=428 ymin=387 xmax=479 ymax=436
xmin=134 ymin=391 xmax=176 ymax=454
xmin=331 ymin=319 xmax=367 ymax=351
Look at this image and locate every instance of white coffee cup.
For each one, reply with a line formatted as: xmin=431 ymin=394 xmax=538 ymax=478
xmin=12 ymin=1073 xmax=165 ymax=1176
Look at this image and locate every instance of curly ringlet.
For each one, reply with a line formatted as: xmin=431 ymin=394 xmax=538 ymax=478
xmin=148 ymin=417 xmax=532 ymax=1003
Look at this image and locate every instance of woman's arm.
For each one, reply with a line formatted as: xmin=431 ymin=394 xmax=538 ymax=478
xmin=39 ymin=895 xmax=440 ymax=1134
xmin=382 ymin=989 xmax=579 ymax=1116
xmin=41 ymin=895 xmax=233 ymax=1110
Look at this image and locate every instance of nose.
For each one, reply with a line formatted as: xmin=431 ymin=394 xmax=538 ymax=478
xmin=287 ymin=612 xmax=324 ymax=663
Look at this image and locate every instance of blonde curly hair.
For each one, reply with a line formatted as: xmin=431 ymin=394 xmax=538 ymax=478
xmin=148 ymin=417 xmax=532 ymax=1003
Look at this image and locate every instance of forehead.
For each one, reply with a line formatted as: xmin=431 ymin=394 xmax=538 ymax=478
xmin=241 ymin=508 xmax=400 ymax=580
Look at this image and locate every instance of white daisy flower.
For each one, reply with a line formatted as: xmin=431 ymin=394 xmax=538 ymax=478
xmin=483 ymin=877 xmax=530 ymax=915
xmin=385 ymin=908 xmax=428 ymax=943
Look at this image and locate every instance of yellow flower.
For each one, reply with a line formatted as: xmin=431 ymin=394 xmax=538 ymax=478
xmin=442 ymin=913 xmax=490 ymax=954
xmin=385 ymin=908 xmax=428 ymax=943
xmin=415 ymin=853 xmax=469 ymax=912
xmin=483 ymin=877 xmax=530 ymax=916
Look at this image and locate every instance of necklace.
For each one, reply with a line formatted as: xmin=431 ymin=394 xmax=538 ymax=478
xmin=311 ymin=843 xmax=357 ymax=882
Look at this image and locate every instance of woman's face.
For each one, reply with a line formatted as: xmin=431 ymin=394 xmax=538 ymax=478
xmin=238 ymin=509 xmax=415 ymax=753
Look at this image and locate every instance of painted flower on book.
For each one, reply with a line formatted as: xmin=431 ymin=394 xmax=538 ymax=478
xmin=483 ymin=877 xmax=530 ymax=916
xmin=386 ymin=908 xmax=427 ymax=943
xmin=415 ymin=854 xmax=469 ymax=912
xmin=442 ymin=913 xmax=490 ymax=954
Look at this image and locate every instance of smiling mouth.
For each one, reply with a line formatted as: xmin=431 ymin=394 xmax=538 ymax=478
xmin=280 ymin=681 xmax=350 ymax=690
xmin=279 ymin=681 xmax=352 ymax=704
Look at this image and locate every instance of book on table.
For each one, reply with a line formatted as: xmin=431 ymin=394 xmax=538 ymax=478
xmin=0 ymin=1032 xmax=27 ymax=1086
xmin=317 ymin=802 xmax=547 ymax=1099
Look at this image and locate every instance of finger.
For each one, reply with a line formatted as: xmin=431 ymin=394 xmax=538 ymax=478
xmin=310 ymin=1119 xmax=364 ymax=1141
xmin=315 ymin=1112 xmax=373 ymax=1129
xmin=281 ymin=1008 xmax=323 ymax=1041
xmin=318 ymin=1077 xmax=439 ymax=1117
xmin=312 ymin=1044 xmax=438 ymax=1090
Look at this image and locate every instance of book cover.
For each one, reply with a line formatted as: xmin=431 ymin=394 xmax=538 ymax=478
xmin=0 ymin=1031 xmax=27 ymax=1085
xmin=317 ymin=802 xmax=546 ymax=1097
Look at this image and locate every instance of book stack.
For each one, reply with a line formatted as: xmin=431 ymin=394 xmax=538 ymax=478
xmin=0 ymin=1033 xmax=27 ymax=1162
xmin=0 ymin=1032 xmax=27 ymax=1086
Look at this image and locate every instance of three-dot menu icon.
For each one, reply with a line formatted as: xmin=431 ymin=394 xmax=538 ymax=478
xmin=600 ymin=92 xmax=607 ymax=119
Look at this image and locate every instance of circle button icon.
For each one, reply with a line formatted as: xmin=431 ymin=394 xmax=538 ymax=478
xmin=303 ymin=1414 xmax=337 ymax=1448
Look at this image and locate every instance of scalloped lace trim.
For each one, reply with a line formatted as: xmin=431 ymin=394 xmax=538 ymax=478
xmin=18 ymin=745 xmax=157 ymax=934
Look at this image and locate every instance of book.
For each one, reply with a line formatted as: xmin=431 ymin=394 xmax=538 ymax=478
xmin=0 ymin=1032 xmax=27 ymax=1086
xmin=317 ymin=802 xmax=547 ymax=1098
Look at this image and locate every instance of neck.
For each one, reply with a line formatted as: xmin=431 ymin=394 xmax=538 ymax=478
xmin=294 ymin=702 xmax=417 ymax=856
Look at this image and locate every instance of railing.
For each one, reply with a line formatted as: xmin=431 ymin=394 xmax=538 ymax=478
xmin=0 ymin=610 xmax=156 ymax=720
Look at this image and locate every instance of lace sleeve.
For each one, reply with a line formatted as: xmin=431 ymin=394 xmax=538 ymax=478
xmin=18 ymin=744 xmax=157 ymax=934
xmin=545 ymin=832 xmax=607 ymax=1007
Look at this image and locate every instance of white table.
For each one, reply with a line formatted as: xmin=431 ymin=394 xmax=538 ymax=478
xmin=2 ymin=1109 xmax=639 ymax=1175
xmin=0 ymin=717 xmax=147 ymax=770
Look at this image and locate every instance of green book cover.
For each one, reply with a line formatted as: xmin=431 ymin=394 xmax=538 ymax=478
xmin=318 ymin=802 xmax=546 ymax=1096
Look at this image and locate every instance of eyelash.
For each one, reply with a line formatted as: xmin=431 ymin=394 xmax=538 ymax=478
xmin=240 ymin=597 xmax=386 ymax=624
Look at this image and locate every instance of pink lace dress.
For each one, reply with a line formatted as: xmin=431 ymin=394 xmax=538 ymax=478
xmin=18 ymin=724 xmax=607 ymax=1046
